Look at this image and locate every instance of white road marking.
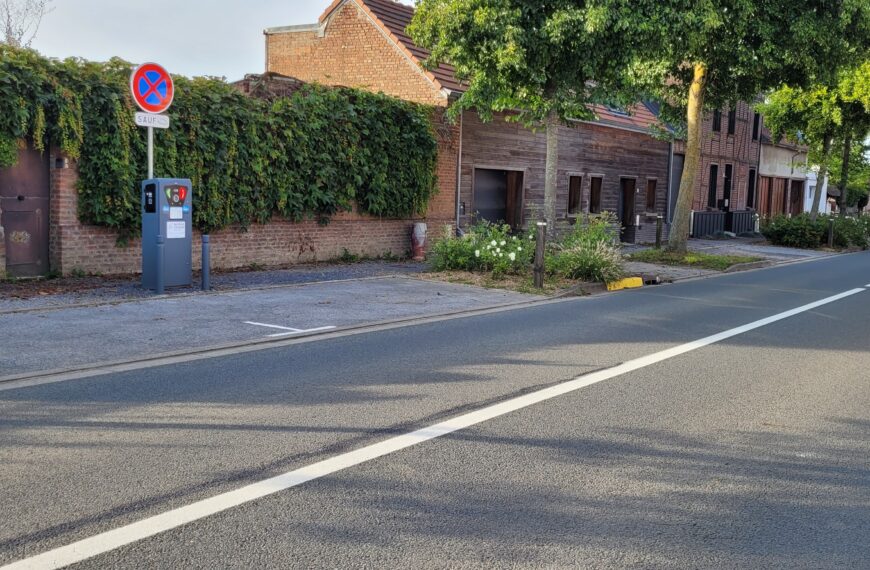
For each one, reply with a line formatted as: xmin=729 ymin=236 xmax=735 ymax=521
xmin=244 ymin=321 xmax=302 ymax=333
xmin=4 ymin=287 xmax=865 ymax=570
xmin=245 ymin=321 xmax=337 ymax=337
xmin=268 ymin=326 xmax=336 ymax=338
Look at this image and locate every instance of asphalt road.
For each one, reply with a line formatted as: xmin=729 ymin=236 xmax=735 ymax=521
xmin=1 ymin=253 xmax=869 ymax=569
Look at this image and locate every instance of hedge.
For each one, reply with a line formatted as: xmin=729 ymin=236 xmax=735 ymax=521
xmin=0 ymin=46 xmax=439 ymax=238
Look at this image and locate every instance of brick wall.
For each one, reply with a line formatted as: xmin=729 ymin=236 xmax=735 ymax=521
xmin=459 ymin=111 xmax=671 ymax=243
xmin=48 ymin=155 xmax=435 ymax=276
xmin=265 ymin=0 xmax=457 ymax=227
xmin=674 ymin=101 xmax=761 ymax=212
xmin=266 ymin=2 xmax=445 ymax=106
xmin=0 ymin=209 xmax=5 ymax=278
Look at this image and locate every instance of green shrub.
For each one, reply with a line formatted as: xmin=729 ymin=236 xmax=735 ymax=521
xmin=762 ymin=215 xmax=825 ymax=248
xmin=831 ymin=216 xmax=869 ymax=249
xmin=547 ymin=241 xmax=624 ymax=283
xmin=430 ymin=222 xmax=534 ymax=277
xmin=762 ymin=214 xmax=870 ymax=249
xmin=547 ymin=214 xmax=623 ymax=283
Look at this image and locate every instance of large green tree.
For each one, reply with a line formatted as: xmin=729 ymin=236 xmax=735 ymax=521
xmin=759 ymin=62 xmax=870 ymax=219
xmin=636 ymin=0 xmax=869 ymax=251
xmin=409 ymin=0 xmax=664 ymax=232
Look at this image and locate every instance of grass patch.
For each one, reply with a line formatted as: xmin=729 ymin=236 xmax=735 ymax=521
xmin=420 ymin=271 xmax=579 ymax=296
xmin=627 ymin=249 xmax=763 ymax=271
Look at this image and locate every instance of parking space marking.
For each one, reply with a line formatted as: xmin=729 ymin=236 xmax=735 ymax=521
xmin=244 ymin=321 xmax=336 ymax=338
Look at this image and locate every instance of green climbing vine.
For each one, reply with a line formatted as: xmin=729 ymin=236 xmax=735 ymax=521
xmin=0 ymin=46 xmax=439 ymax=238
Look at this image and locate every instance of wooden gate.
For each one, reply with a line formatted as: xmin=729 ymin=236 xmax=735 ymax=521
xmin=0 ymin=144 xmax=50 ymax=277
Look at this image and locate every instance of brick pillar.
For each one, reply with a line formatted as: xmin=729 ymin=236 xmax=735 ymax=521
xmin=0 ymin=203 xmax=5 ymax=279
xmin=48 ymin=152 xmax=79 ymax=274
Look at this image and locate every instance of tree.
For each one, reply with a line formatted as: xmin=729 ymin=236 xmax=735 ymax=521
xmin=759 ymin=62 xmax=870 ymax=219
xmin=1 ymin=0 xmax=52 ymax=48
xmin=758 ymin=85 xmax=841 ymax=221
xmin=408 ymin=0 xmax=664 ymax=233
xmin=829 ymin=137 xmax=870 ymax=210
xmin=635 ymin=0 xmax=869 ymax=251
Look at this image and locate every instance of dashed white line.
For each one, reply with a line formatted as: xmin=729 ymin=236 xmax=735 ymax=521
xmin=3 ymin=287 xmax=865 ymax=570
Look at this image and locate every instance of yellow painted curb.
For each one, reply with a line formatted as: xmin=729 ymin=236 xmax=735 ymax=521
xmin=606 ymin=277 xmax=644 ymax=291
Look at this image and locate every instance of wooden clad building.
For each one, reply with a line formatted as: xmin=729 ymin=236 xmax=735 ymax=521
xmin=266 ymin=0 xmax=674 ymax=243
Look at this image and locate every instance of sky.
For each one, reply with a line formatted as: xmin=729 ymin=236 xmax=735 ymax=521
xmin=30 ymin=0 xmax=414 ymax=82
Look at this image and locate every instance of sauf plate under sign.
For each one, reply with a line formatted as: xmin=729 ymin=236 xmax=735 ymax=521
xmin=135 ymin=112 xmax=170 ymax=129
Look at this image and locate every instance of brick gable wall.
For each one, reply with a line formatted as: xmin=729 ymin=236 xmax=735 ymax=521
xmin=266 ymin=1 xmax=444 ymax=106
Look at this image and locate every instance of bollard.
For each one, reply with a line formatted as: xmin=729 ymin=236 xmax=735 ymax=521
xmin=827 ymin=218 xmax=835 ymax=248
xmin=534 ymin=222 xmax=547 ymax=289
xmin=155 ymin=234 xmax=165 ymax=295
xmin=201 ymin=234 xmax=211 ymax=291
xmin=655 ymin=215 xmax=663 ymax=249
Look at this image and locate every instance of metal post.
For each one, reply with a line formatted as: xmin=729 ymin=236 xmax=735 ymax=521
xmin=534 ymin=222 xmax=547 ymax=289
xmin=155 ymin=233 xmax=165 ymax=295
xmin=201 ymin=234 xmax=211 ymax=291
xmin=656 ymin=215 xmax=663 ymax=249
xmin=147 ymin=126 xmax=154 ymax=179
xmin=827 ymin=218 xmax=835 ymax=248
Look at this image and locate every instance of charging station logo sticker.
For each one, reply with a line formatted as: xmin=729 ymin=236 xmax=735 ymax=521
xmin=131 ymin=63 xmax=174 ymax=114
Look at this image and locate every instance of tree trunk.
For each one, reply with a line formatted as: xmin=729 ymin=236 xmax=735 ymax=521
xmin=809 ymin=133 xmax=833 ymax=222
xmin=544 ymin=108 xmax=559 ymax=235
xmin=838 ymin=132 xmax=852 ymax=217
xmin=667 ymin=63 xmax=707 ymax=253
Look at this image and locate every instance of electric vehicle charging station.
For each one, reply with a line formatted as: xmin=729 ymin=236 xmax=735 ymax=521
xmin=141 ymin=178 xmax=193 ymax=290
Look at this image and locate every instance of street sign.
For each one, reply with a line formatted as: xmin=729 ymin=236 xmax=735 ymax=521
xmin=135 ymin=112 xmax=170 ymax=129
xmin=130 ymin=63 xmax=174 ymax=114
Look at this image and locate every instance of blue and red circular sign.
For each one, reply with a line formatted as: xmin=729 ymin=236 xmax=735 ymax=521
xmin=130 ymin=63 xmax=174 ymax=114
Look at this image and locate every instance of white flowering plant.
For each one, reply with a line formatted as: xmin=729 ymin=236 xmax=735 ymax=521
xmin=430 ymin=221 xmax=534 ymax=276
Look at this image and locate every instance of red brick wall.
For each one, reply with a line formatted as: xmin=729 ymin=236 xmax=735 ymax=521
xmin=674 ymin=101 xmax=761 ymax=212
xmin=266 ymin=2 xmax=445 ymax=106
xmin=48 ymin=155 xmax=426 ymax=276
xmin=0 ymin=210 xmax=5 ymax=278
xmin=265 ymin=0 xmax=457 ymax=227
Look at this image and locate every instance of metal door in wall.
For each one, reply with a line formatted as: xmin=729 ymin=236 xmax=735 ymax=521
xmin=0 ymin=145 xmax=50 ymax=277
xmin=473 ymin=168 xmax=507 ymax=225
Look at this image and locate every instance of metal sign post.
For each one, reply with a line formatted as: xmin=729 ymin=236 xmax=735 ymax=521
xmin=131 ymin=63 xmax=190 ymax=293
xmin=131 ymin=63 xmax=173 ymax=180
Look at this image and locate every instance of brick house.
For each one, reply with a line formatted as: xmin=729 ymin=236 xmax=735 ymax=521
xmin=266 ymin=0 xmax=675 ymax=243
xmin=657 ymin=102 xmax=763 ymax=237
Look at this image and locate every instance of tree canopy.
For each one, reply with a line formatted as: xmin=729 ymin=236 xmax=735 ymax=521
xmin=409 ymin=0 xmax=666 ymax=229
xmin=631 ymin=0 xmax=870 ymax=249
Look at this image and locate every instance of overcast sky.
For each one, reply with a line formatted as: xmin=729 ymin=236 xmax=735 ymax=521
xmin=31 ymin=0 xmax=414 ymax=81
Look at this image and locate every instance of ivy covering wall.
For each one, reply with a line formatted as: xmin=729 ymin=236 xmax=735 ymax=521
xmin=0 ymin=47 xmax=439 ymax=237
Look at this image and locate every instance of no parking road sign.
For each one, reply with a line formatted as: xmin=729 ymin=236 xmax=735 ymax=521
xmin=131 ymin=63 xmax=174 ymax=114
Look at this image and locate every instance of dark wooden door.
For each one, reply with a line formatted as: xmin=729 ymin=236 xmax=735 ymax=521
xmin=619 ymin=178 xmax=636 ymax=241
xmin=789 ymin=180 xmax=804 ymax=215
xmin=0 ymin=145 xmax=50 ymax=277
xmin=722 ymin=164 xmax=733 ymax=212
xmin=504 ymin=170 xmax=524 ymax=229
